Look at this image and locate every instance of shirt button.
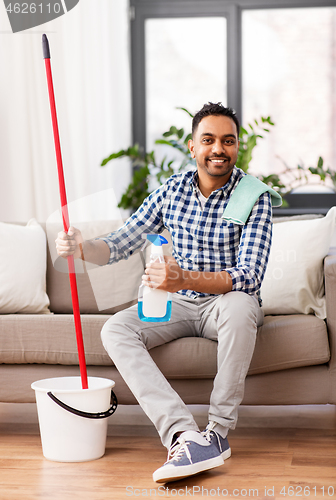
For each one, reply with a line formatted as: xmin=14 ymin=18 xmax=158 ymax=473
xmin=199 ymin=266 xmax=204 ymax=271
xmin=199 ymin=247 xmax=203 ymax=252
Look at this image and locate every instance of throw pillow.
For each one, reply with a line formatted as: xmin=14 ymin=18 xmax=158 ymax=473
xmin=260 ymin=207 xmax=336 ymax=319
xmin=0 ymin=220 xmax=50 ymax=314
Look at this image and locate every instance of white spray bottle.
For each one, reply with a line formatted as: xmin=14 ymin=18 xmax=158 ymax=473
xmin=138 ymin=234 xmax=172 ymax=322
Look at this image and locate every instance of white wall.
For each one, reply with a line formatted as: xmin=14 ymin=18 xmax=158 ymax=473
xmin=0 ymin=0 xmax=132 ymax=222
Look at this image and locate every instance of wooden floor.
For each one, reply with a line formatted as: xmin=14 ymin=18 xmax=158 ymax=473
xmin=0 ymin=422 xmax=335 ymax=500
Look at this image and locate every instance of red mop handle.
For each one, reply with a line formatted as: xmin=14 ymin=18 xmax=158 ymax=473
xmin=42 ymin=34 xmax=88 ymax=389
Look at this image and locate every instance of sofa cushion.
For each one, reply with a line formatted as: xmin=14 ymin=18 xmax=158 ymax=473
xmin=0 ymin=314 xmax=112 ymax=365
xmin=0 ymin=220 xmax=50 ymax=314
xmin=150 ymin=314 xmax=330 ymax=378
xmin=248 ymin=315 xmax=330 ymax=375
xmin=0 ymin=314 xmax=329 ymax=377
xmin=260 ymin=207 xmax=336 ymax=319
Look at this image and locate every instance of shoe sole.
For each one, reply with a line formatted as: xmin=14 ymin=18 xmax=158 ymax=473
xmin=153 ymin=455 xmax=224 ymax=483
xmin=221 ymin=447 xmax=231 ymax=460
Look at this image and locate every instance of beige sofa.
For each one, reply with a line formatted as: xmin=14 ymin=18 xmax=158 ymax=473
xmin=0 ymin=219 xmax=335 ymax=411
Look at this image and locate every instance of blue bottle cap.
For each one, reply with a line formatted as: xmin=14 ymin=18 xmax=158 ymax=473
xmin=142 ymin=234 xmax=168 ymax=246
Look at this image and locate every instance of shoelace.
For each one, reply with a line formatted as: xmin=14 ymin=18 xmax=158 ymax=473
xmin=201 ymin=423 xmax=223 ymax=452
xmin=166 ymin=437 xmax=192 ymax=464
xmin=201 ymin=421 xmax=216 ymax=441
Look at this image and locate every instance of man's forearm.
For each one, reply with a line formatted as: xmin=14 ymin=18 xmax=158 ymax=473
xmin=144 ymin=257 xmax=233 ymax=294
xmin=81 ymin=239 xmax=111 ymax=266
xmin=181 ymin=269 xmax=232 ymax=295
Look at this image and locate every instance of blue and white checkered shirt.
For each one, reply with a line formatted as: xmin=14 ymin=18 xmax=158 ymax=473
xmin=101 ymin=166 xmax=272 ymax=305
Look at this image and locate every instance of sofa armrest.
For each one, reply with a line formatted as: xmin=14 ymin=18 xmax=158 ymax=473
xmin=324 ymin=250 xmax=336 ymax=379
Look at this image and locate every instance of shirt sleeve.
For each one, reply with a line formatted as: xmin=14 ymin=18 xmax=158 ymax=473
xmin=225 ymin=191 xmax=273 ymax=294
xmin=98 ymin=184 xmax=167 ymax=264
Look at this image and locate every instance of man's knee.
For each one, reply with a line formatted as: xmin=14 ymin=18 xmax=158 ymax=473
xmin=216 ymin=292 xmax=259 ymax=327
xmin=101 ymin=307 xmax=139 ymax=347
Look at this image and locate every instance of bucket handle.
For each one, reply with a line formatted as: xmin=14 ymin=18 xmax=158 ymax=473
xmin=47 ymin=389 xmax=118 ymax=419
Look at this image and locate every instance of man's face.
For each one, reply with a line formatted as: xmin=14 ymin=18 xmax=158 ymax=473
xmin=188 ymin=115 xmax=240 ymax=184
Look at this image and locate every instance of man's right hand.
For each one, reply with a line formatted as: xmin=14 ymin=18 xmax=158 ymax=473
xmin=55 ymin=226 xmax=83 ymax=259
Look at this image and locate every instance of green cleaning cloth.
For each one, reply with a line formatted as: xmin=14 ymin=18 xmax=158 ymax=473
xmin=222 ymin=174 xmax=282 ymax=225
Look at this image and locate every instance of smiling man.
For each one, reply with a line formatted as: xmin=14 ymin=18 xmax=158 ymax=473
xmin=189 ymin=111 xmax=240 ymax=195
xmin=56 ymin=102 xmax=273 ymax=483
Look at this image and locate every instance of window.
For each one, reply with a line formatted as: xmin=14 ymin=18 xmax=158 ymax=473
xmin=130 ymin=0 xmax=336 ymax=190
xmin=243 ymin=7 xmax=336 ymax=186
xmin=145 ymin=17 xmax=227 ymax=152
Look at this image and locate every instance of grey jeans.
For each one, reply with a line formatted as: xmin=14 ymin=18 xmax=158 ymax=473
xmin=101 ymin=291 xmax=263 ymax=449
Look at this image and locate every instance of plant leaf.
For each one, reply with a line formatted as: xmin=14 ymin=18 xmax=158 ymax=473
xmin=155 ymin=139 xmax=174 ymax=146
xmin=177 ymin=128 xmax=184 ymax=139
xmin=176 ymin=106 xmax=194 ymax=118
xmin=184 ymin=133 xmax=192 ymax=145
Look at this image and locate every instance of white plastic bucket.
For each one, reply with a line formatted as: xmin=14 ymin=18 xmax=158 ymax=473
xmin=31 ymin=376 xmax=117 ymax=462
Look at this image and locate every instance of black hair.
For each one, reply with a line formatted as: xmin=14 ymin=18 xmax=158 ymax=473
xmin=192 ymin=102 xmax=240 ymax=138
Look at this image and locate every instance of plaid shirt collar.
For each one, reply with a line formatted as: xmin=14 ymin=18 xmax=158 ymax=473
xmin=189 ymin=166 xmax=242 ymax=200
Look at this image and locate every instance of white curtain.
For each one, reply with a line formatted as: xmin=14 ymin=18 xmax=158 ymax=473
xmin=0 ymin=0 xmax=132 ymax=222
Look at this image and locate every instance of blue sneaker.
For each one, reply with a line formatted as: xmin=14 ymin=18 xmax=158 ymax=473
xmin=202 ymin=422 xmax=231 ymax=460
xmin=152 ymin=430 xmax=224 ymax=483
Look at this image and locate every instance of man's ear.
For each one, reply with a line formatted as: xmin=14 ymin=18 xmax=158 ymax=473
xmin=188 ymin=139 xmax=195 ymax=159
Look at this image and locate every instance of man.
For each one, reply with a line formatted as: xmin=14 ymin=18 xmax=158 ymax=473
xmin=56 ymin=102 xmax=273 ymax=483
